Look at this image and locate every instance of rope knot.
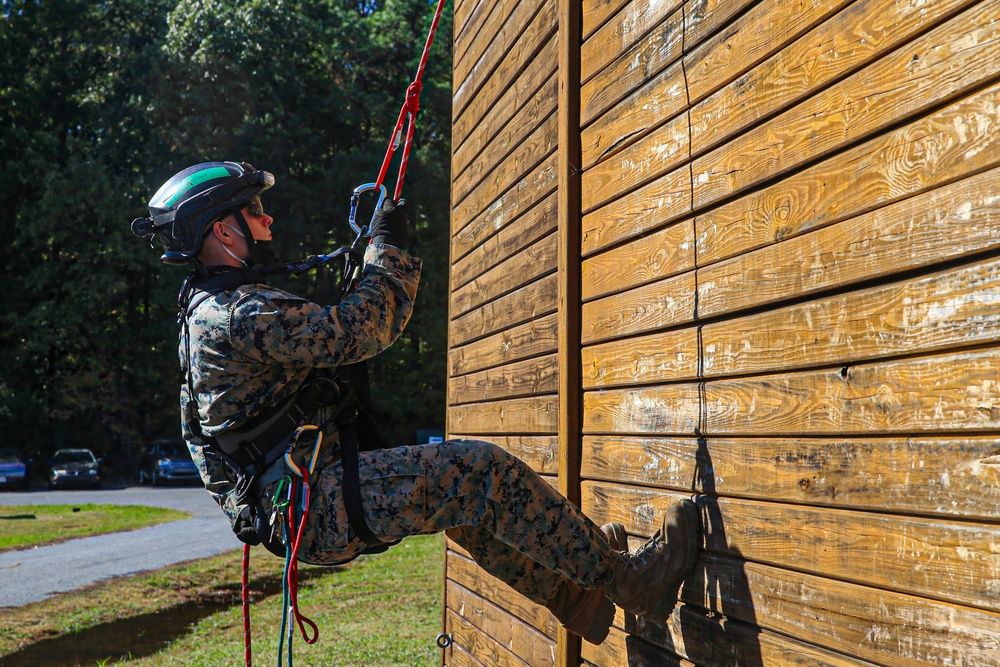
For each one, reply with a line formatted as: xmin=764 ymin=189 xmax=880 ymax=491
xmin=405 ymin=80 xmax=423 ymax=114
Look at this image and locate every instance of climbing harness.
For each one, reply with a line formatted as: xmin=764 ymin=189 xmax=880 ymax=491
xmin=223 ymin=3 xmax=449 ymax=664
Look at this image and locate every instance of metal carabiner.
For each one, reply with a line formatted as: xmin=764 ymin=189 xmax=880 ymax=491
xmin=348 ymin=182 xmax=387 ymax=235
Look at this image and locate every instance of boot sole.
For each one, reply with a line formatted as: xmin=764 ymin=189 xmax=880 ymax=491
xmin=644 ymin=499 xmax=701 ymax=623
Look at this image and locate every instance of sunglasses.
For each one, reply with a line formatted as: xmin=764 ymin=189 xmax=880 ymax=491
xmin=246 ymin=196 xmax=265 ymax=218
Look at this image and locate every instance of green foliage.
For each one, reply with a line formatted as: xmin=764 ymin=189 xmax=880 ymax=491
xmin=0 ymin=0 xmax=452 ymax=459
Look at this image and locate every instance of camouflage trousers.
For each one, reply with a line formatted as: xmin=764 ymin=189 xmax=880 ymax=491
xmin=295 ymin=439 xmax=614 ymax=604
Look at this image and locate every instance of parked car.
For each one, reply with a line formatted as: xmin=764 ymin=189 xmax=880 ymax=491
xmin=0 ymin=448 xmax=30 ymax=490
xmin=48 ymin=448 xmax=102 ymax=489
xmin=138 ymin=440 xmax=200 ymax=486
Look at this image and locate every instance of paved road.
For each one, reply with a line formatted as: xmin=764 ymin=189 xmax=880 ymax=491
xmin=0 ymin=486 xmax=237 ymax=608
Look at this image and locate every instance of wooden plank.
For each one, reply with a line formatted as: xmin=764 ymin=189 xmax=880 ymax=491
xmin=447 ymin=641 xmax=489 ymax=667
xmin=454 ymin=35 xmax=557 ymax=152
xmin=447 ymin=434 xmax=559 ymax=475
xmin=581 ymin=435 xmax=1000 ymax=519
xmin=685 ymin=554 xmax=1000 ymax=667
xmin=448 ymin=394 xmax=558 ymax=434
xmin=585 ymin=347 xmax=1000 ymax=436
xmin=581 ymin=327 xmax=699 ymax=389
xmin=583 ymin=383 xmax=701 ymax=435
xmin=452 ymin=152 xmax=557 ymax=246
xmin=450 ymin=273 xmax=557 ymax=347
xmin=454 ymin=72 xmax=557 ymax=188
xmin=584 ymin=482 xmax=1000 ymax=611
xmin=582 ymin=0 xmax=631 ymax=41
xmin=704 ymin=347 xmax=1000 ymax=436
xmin=454 ymin=0 xmax=531 ymax=96
xmin=580 ymin=7 xmax=684 ymax=127
xmin=684 ymin=0 xmax=758 ymax=49
xmin=590 ymin=605 xmax=886 ymax=667
xmin=448 ymin=312 xmax=559 ymax=377
xmin=581 ymin=0 xmax=683 ymax=84
xmin=582 ymin=626 xmax=688 ymax=667
xmin=446 ymin=610 xmax=538 ymax=667
xmin=581 ymin=164 xmax=691 ymax=257
xmin=703 ymin=255 xmax=1000 ymax=377
xmin=453 ymin=113 xmax=557 ymax=225
xmin=451 ymin=232 xmax=557 ymax=318
xmin=581 ymin=218 xmax=694 ymax=301
xmin=454 ymin=0 xmax=497 ymax=72
xmin=446 ymin=588 xmax=557 ymax=666
xmin=689 ymin=0 xmax=976 ymax=157
xmin=453 ymin=0 xmax=556 ymax=124
xmin=695 ymin=80 xmax=1000 ymax=267
xmin=691 ymin=0 xmax=1000 ymax=209
xmin=448 ymin=354 xmax=559 ymax=405
xmin=452 ymin=193 xmax=557 ymax=292
xmin=684 ymin=0 xmax=853 ymax=106
xmin=447 ymin=550 xmax=559 ymax=637
xmin=580 ymin=270 xmax=696 ymax=344
xmin=581 ymin=59 xmax=687 ymax=169
xmin=581 ymin=111 xmax=689 ymax=212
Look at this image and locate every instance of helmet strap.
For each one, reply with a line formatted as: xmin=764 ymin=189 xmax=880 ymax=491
xmin=231 ymin=209 xmax=278 ymax=268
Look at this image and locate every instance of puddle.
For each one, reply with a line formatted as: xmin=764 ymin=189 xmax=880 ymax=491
xmin=0 ymin=602 xmax=229 ymax=667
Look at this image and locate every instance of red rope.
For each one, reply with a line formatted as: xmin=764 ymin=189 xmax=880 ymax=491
xmin=374 ymin=0 xmax=448 ymax=202
xmin=286 ymin=471 xmax=319 ymax=644
xmin=242 ymin=543 xmax=252 ymax=667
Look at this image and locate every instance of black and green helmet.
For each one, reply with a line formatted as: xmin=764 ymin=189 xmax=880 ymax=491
xmin=132 ymin=161 xmax=274 ymax=264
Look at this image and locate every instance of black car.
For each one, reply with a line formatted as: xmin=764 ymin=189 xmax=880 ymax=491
xmin=138 ymin=440 xmax=200 ymax=486
xmin=0 ymin=448 xmax=30 ymax=490
xmin=49 ymin=448 xmax=102 ymax=489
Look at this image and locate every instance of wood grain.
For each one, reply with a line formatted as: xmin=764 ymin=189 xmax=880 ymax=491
xmin=448 ymin=353 xmax=558 ymax=405
xmin=454 ymin=0 xmax=535 ymax=99
xmin=451 ymin=232 xmax=557 ymax=318
xmin=702 ymin=255 xmax=1000 ymax=376
xmin=452 ymin=152 xmax=557 ymax=244
xmin=581 ymin=326 xmax=699 ymax=389
xmin=453 ymin=0 xmax=556 ymax=122
xmin=583 ymin=481 xmax=1000 ymax=610
xmin=581 ymin=0 xmax=683 ymax=84
xmin=447 ymin=394 xmax=558 ymax=434
xmin=581 ymin=111 xmax=689 ymax=212
xmin=453 ymin=72 xmax=557 ymax=187
xmin=695 ymin=79 xmax=1000 ymax=267
xmin=580 ymin=7 xmax=684 ymax=127
xmin=448 ymin=312 xmax=558 ymax=377
xmin=580 ymin=435 xmax=1000 ymax=518
xmin=691 ymin=0 xmax=1000 ymax=208
xmin=582 ymin=218 xmax=694 ymax=301
xmin=452 ymin=193 xmax=557 ymax=292
xmin=454 ymin=0 xmax=499 ymax=73
xmin=683 ymin=0 xmax=758 ymax=49
xmin=453 ymin=113 xmax=557 ymax=226
xmin=453 ymin=35 xmax=557 ymax=152
xmin=689 ymin=0 xmax=977 ymax=156
xmin=446 ymin=549 xmax=559 ymax=637
xmin=581 ymin=270 xmax=696 ymax=344
xmin=446 ymin=589 xmax=557 ymax=666
xmin=684 ymin=0 xmax=853 ymax=106
xmin=583 ymin=383 xmax=701 ymax=434
xmin=582 ymin=0 xmax=632 ymax=41
xmin=581 ymin=164 xmax=691 ymax=257
xmin=450 ymin=273 xmax=557 ymax=347
xmin=581 ymin=60 xmax=688 ymax=169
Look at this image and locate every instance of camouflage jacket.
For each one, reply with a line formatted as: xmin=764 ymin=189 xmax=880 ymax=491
xmin=178 ymin=243 xmax=421 ymax=525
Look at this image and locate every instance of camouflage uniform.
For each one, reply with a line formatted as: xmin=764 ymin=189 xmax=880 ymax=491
xmin=182 ymin=243 xmax=614 ymax=604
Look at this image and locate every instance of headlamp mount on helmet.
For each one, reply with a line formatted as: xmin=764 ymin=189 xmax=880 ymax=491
xmin=131 ymin=161 xmax=274 ymax=265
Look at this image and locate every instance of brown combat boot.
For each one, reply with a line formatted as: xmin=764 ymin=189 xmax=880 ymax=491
xmin=598 ymin=500 xmax=700 ymax=623
xmin=543 ymin=522 xmax=627 ymax=645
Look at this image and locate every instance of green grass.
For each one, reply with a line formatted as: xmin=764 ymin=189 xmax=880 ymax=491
xmin=1 ymin=533 xmax=444 ymax=667
xmin=0 ymin=504 xmax=190 ymax=552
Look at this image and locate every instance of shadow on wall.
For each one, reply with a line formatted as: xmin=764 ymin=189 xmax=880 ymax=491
xmin=623 ymin=438 xmax=764 ymax=666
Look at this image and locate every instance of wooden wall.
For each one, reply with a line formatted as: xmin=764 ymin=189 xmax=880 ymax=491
xmin=445 ymin=0 xmax=1000 ymax=665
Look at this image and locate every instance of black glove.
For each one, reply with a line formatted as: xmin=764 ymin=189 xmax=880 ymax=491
xmin=233 ymin=506 xmax=261 ymax=546
xmin=368 ymin=198 xmax=409 ymax=249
